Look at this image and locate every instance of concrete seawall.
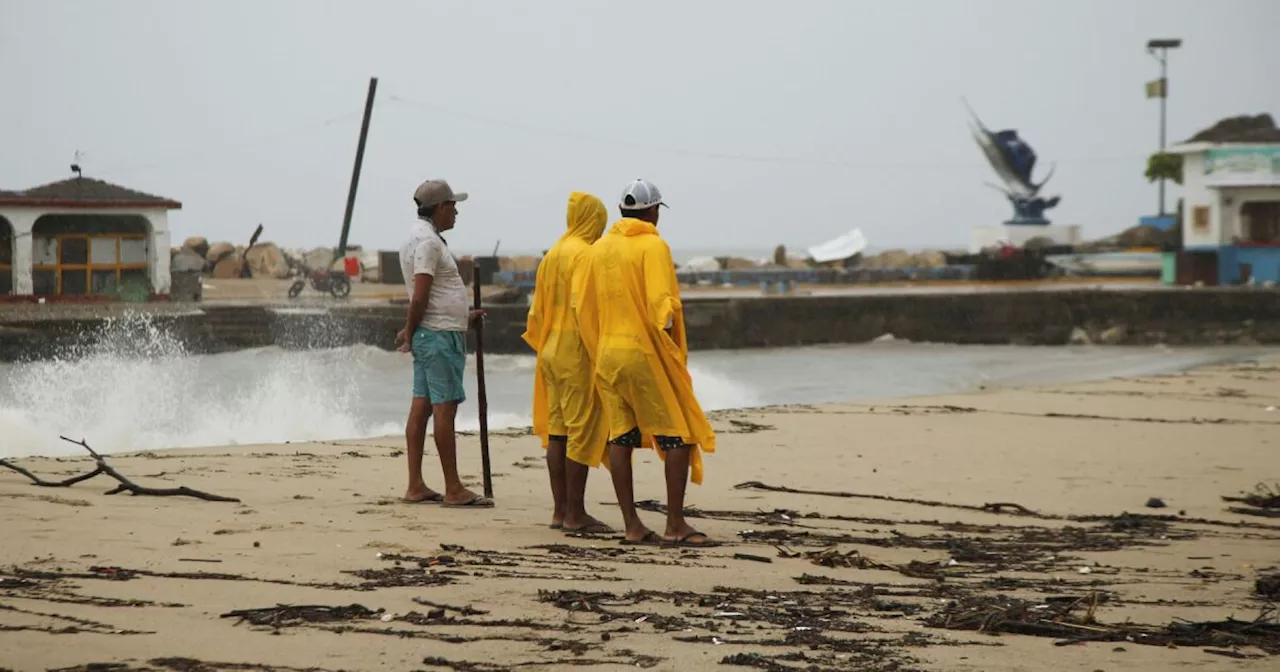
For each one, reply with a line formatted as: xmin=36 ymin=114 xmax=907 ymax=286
xmin=2 ymin=289 xmax=1279 ymax=361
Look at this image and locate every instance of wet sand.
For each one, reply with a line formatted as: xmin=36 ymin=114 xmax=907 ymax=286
xmin=1 ymin=359 xmax=1278 ymax=671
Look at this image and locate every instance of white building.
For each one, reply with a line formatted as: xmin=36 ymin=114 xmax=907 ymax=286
xmin=0 ymin=177 xmax=180 ymax=299
xmin=1165 ymin=140 xmax=1280 ymax=285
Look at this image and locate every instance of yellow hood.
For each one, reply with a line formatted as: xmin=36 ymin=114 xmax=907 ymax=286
xmin=521 ymin=192 xmax=611 ymax=467
xmin=563 ymin=191 xmax=607 ymax=244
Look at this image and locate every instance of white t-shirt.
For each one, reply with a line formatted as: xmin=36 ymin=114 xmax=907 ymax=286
xmin=399 ymin=219 xmax=469 ymax=332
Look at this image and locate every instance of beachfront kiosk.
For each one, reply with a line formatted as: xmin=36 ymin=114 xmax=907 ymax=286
xmin=0 ymin=176 xmax=180 ymax=299
xmin=1164 ymin=140 xmax=1280 ymax=286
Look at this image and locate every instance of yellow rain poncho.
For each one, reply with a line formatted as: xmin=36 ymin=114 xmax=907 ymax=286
xmin=521 ymin=192 xmax=610 ymax=467
xmin=574 ymin=217 xmax=717 ymax=484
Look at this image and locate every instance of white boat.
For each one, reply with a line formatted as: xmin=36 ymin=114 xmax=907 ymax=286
xmin=1044 ymin=251 xmax=1163 ymax=276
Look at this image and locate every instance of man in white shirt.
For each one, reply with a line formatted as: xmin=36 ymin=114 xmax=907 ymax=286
xmin=395 ymin=179 xmax=491 ymax=508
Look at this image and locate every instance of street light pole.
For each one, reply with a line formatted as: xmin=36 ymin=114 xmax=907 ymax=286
xmin=1147 ymin=39 xmax=1181 ymax=217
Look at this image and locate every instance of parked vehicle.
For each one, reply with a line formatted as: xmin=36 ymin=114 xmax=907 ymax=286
xmin=288 ymin=262 xmax=351 ymax=299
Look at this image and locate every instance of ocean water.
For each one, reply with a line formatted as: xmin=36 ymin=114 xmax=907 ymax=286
xmin=0 ymin=316 xmax=1269 ymax=458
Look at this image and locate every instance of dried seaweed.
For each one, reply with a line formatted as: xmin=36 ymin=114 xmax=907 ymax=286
xmin=927 ymin=594 xmax=1280 ymax=654
xmin=50 ymin=659 xmax=346 ymax=672
xmin=220 ymin=604 xmax=381 ymax=628
xmin=0 ymin=602 xmax=152 ymax=635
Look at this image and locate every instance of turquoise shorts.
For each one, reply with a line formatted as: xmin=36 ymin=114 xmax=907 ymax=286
xmin=411 ymin=329 xmax=467 ymax=404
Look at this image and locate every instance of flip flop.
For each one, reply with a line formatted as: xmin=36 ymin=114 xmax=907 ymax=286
xmin=563 ymin=521 xmax=616 ymax=536
xmin=549 ymin=523 xmax=564 ymax=530
xmin=442 ymin=496 xmax=495 ymax=509
xmin=662 ymin=531 xmax=720 ymax=548
xmin=402 ymin=493 xmax=444 ymax=504
xmin=619 ymin=531 xmax=663 ymax=547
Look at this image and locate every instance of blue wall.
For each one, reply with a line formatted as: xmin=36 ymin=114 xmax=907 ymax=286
xmin=1211 ymin=246 xmax=1280 ymax=285
xmin=1235 ymin=247 xmax=1280 ymax=285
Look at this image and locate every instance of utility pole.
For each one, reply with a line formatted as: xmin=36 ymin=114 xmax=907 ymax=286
xmin=1146 ymin=39 xmax=1181 ymax=217
xmin=337 ymin=77 xmax=378 ymax=261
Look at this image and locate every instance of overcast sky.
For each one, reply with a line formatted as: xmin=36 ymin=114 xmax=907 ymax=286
xmin=2 ymin=0 xmax=1277 ymax=257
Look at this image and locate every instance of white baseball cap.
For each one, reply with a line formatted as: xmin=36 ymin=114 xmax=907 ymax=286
xmin=619 ymin=179 xmax=668 ymax=211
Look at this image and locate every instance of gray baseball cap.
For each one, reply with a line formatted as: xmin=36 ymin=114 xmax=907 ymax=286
xmin=413 ymin=179 xmax=469 ymax=208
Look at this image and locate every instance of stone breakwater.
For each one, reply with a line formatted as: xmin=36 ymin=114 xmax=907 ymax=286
xmin=1 ymin=289 xmax=1278 ymax=361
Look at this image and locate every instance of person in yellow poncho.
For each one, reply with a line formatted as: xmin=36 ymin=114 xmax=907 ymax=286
xmin=521 ymin=192 xmax=614 ymax=534
xmin=575 ymin=179 xmax=718 ymax=548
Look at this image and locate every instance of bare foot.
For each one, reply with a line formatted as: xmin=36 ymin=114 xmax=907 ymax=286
xmin=563 ymin=516 xmax=615 ymax=535
xmin=442 ymin=489 xmax=494 ymax=508
xmin=403 ymin=486 xmax=443 ymax=503
xmin=662 ymin=527 xmax=719 ymax=547
xmin=619 ymin=530 xmax=663 ymax=546
xmin=664 ymin=522 xmax=708 ymax=543
xmin=621 ymin=523 xmax=657 ymax=544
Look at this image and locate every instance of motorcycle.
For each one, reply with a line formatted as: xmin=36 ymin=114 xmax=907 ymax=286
xmin=288 ymin=262 xmax=351 ymax=299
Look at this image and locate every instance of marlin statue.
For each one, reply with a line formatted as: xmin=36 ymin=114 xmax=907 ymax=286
xmin=963 ymin=99 xmax=1061 ymax=225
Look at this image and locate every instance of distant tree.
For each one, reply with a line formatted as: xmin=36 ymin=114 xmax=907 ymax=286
xmin=1145 ymin=152 xmax=1183 ymax=185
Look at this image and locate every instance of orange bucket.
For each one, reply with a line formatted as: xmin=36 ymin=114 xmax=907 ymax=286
xmin=343 ymin=257 xmax=360 ymax=277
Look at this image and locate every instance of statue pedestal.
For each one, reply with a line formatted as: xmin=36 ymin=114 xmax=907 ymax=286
xmin=970 ymin=224 xmax=1082 ymax=254
xmin=1003 ymin=217 xmax=1051 ymax=226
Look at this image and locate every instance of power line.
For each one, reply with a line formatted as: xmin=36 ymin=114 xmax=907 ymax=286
xmin=385 ymin=94 xmax=1151 ymax=170
xmin=94 ymin=108 xmax=368 ymax=177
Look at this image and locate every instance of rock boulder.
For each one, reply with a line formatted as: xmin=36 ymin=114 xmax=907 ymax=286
xmin=182 ymin=237 xmax=209 ymax=258
xmin=863 ymin=250 xmax=912 ymax=270
xmin=499 ymin=255 xmax=540 ymax=272
xmin=1067 ymin=327 xmax=1093 ymax=346
xmin=720 ymin=257 xmax=761 ymax=270
xmin=1099 ymin=325 xmax=1129 ymax=345
xmin=246 ymin=243 xmax=290 ymax=279
xmin=304 ymin=247 xmax=337 ymax=271
xmin=171 ymin=249 xmax=205 ymax=274
xmin=910 ymin=251 xmax=947 ymax=269
xmin=206 ymin=242 xmax=236 ymax=264
xmin=212 ymin=255 xmax=246 ymax=279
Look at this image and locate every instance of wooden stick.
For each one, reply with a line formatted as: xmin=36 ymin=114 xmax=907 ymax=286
xmin=473 ymin=278 xmax=493 ymax=499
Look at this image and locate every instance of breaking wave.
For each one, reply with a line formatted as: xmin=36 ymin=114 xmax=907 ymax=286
xmin=0 ymin=314 xmax=758 ymax=458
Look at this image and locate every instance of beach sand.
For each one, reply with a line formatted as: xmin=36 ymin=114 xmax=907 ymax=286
xmin=1 ymin=359 xmax=1278 ymax=671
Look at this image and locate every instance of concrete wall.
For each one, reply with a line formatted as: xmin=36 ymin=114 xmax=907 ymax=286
xmin=4 ymin=290 xmax=1280 ymax=362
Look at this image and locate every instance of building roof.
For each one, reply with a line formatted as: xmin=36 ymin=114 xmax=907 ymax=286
xmin=1163 ymin=141 xmax=1217 ymax=156
xmin=1183 ymin=114 xmax=1280 ymax=144
xmin=0 ymin=177 xmax=182 ymax=210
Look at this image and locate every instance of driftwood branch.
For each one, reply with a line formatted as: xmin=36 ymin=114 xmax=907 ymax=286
xmin=0 ymin=438 xmax=239 ymax=503
xmin=733 ymin=480 xmax=1046 ymax=518
xmin=0 ymin=459 xmax=105 ymax=487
